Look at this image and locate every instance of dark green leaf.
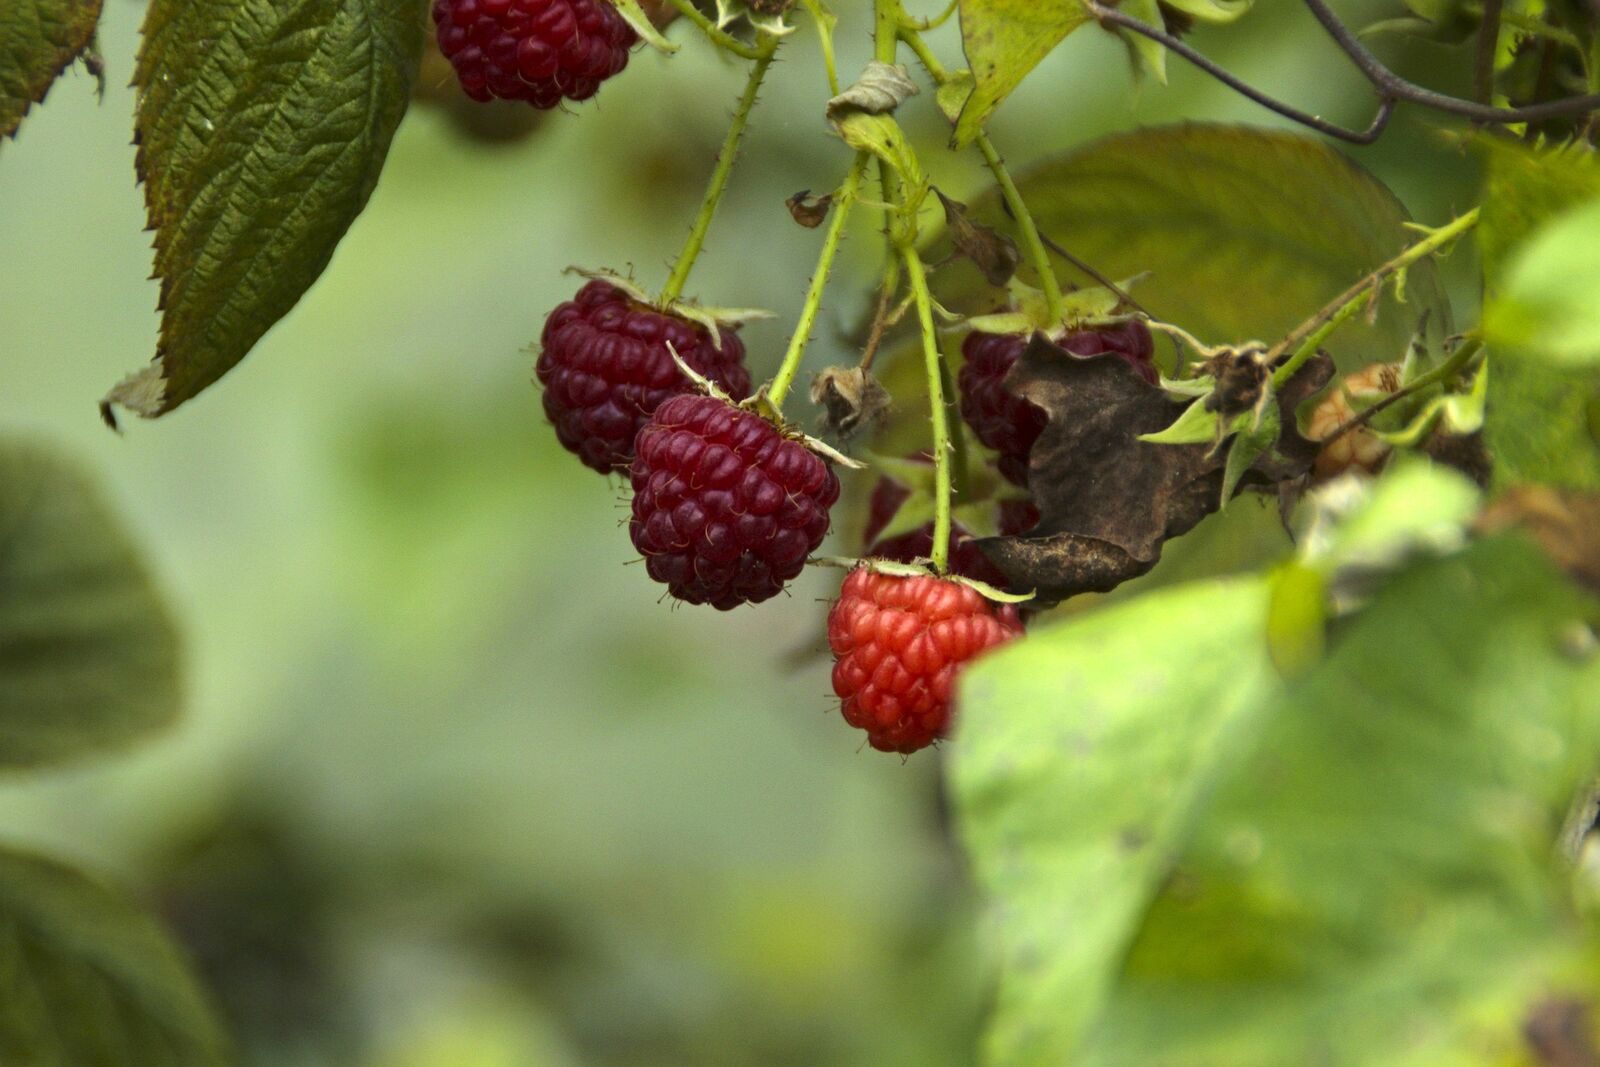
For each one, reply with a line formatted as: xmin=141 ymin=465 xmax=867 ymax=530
xmin=0 ymin=439 xmax=179 ymax=766
xmin=0 ymin=846 xmax=230 ymax=1065
xmin=103 ymin=0 xmax=424 ymax=419
xmin=0 ymin=0 xmax=102 ymax=139
xmin=932 ymin=125 xmax=1452 ymax=371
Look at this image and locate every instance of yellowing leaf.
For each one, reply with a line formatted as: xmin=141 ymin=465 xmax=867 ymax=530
xmin=953 ymin=0 xmax=1091 ymax=148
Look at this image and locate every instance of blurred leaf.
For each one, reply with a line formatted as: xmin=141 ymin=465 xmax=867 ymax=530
xmin=1478 ymin=140 xmax=1600 ymax=295
xmin=1162 ymin=0 xmax=1252 ymax=21
xmin=1263 ymin=560 xmax=1324 ymax=676
xmin=1483 ymin=352 xmax=1600 ymax=490
xmin=1116 ymin=0 xmax=1167 ymax=84
xmin=951 ymin=577 xmax=1277 ymax=1064
xmin=0 ymin=439 xmax=179 ymax=767
xmin=954 ymin=538 xmax=1600 ymax=1066
xmin=933 ymin=126 xmax=1451 ymax=369
xmin=1485 ymin=198 xmax=1600 ymax=365
xmin=0 ymin=846 xmax=231 ymax=1064
xmin=103 ymin=0 xmax=423 ymax=419
xmin=952 ymin=0 xmax=1091 ymax=147
xmin=0 ymin=0 xmax=101 ymax=139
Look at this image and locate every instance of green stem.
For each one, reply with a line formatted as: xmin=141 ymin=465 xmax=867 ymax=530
xmin=903 ymin=248 xmax=953 ymax=573
xmin=767 ymin=153 xmax=871 ymax=410
xmin=875 ymin=0 xmax=899 ymax=63
xmin=976 ymin=134 xmax=1065 ymax=326
xmin=661 ymin=0 xmax=767 ymax=60
xmin=658 ymin=40 xmax=778 ymax=305
xmin=938 ymin=356 xmax=971 ymax=502
xmin=798 ymin=0 xmax=842 ymax=93
xmin=1271 ymin=208 xmax=1481 ymax=386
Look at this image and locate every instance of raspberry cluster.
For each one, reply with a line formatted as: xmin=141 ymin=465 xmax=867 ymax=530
xmin=536 ymin=280 xmax=751 ymax=474
xmin=958 ymin=321 xmax=1158 ymax=487
xmin=433 ymin=0 xmax=637 ymax=109
xmin=630 ymin=395 xmax=841 ymax=610
xmin=828 ymin=568 xmax=1024 ymax=753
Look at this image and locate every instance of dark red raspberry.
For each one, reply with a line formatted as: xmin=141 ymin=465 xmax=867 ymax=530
xmin=860 ymin=470 xmax=1009 ymax=588
xmin=828 ymin=569 xmax=1023 ymax=753
xmin=958 ymin=321 xmax=1158 ymax=486
xmin=536 ymin=280 xmax=751 ymax=474
xmin=630 ymin=395 xmax=841 ymax=609
xmin=998 ymin=498 xmax=1039 ymax=537
xmin=433 ymin=0 xmax=637 ymax=109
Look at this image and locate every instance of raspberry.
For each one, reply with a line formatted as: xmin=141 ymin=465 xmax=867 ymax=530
xmin=828 ymin=569 xmax=1024 ymax=753
xmin=433 ymin=0 xmax=637 ymax=109
xmin=1308 ymin=361 xmax=1401 ymax=482
xmin=998 ymin=498 xmax=1039 ymax=537
xmin=861 ymin=469 xmax=1012 ymax=588
xmin=536 ymin=280 xmax=752 ymax=474
xmin=958 ymin=321 xmax=1158 ymax=486
xmin=630 ymin=395 xmax=841 ymax=609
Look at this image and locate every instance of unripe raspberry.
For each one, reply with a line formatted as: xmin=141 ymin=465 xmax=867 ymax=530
xmin=828 ymin=569 xmax=1024 ymax=753
xmin=1308 ymin=361 xmax=1401 ymax=481
xmin=630 ymin=395 xmax=840 ymax=609
xmin=536 ymin=280 xmax=751 ymax=475
xmin=432 ymin=0 xmax=637 ymax=109
xmin=958 ymin=321 xmax=1158 ymax=486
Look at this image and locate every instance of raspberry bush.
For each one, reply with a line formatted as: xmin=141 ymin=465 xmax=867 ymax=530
xmin=12 ymin=0 xmax=1600 ymax=1063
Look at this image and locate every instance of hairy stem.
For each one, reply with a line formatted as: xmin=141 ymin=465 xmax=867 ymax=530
xmin=1272 ymin=209 xmax=1482 ymax=385
xmin=976 ymin=134 xmax=1065 ymax=325
xmin=658 ymin=38 xmax=778 ymax=305
xmin=661 ymin=0 xmax=767 ymax=60
xmin=904 ymin=248 xmax=953 ymax=573
xmin=768 ymin=153 xmax=870 ymax=410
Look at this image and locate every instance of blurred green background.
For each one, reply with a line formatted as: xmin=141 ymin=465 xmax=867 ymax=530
xmin=0 ymin=3 xmax=1486 ymax=1063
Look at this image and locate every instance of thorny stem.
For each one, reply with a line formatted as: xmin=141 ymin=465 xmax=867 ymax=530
xmin=661 ymin=0 xmax=768 ymax=60
xmin=904 ymin=248 xmax=953 ymax=573
xmin=658 ymin=38 xmax=778 ymax=305
xmin=798 ymin=0 xmax=842 ymax=94
xmin=1084 ymin=0 xmax=1600 ymax=143
xmin=768 ymin=152 xmax=871 ymax=409
xmin=976 ymin=135 xmax=1066 ymax=326
xmin=1271 ymin=208 xmax=1482 ymax=386
xmin=1320 ymin=335 xmax=1485 ymax=446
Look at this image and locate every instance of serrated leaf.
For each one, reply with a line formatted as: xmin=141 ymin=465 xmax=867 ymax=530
xmin=952 ymin=0 xmax=1091 ymax=148
xmin=104 ymin=0 xmax=424 ymax=419
xmin=0 ymin=439 xmax=179 ymax=767
xmin=0 ymin=0 xmax=102 ymax=139
xmin=0 ymin=847 xmax=230 ymax=1064
xmin=953 ymin=538 xmax=1600 ymax=1066
xmin=929 ymin=126 xmax=1451 ymax=371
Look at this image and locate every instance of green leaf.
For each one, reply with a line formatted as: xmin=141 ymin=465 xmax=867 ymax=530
xmin=103 ymin=0 xmax=424 ymax=420
xmin=1218 ymin=399 xmax=1277 ymax=504
xmin=1263 ymin=561 xmax=1325 ymax=677
xmin=953 ymin=538 xmax=1600 ymax=1066
xmin=952 ymin=0 xmax=1091 ymax=148
xmin=951 ymin=577 xmax=1278 ymax=1065
xmin=1478 ymin=140 xmax=1600 ymax=295
xmin=1485 ymin=197 xmax=1600 ymax=366
xmin=0 ymin=439 xmax=179 ymax=767
xmin=1137 ymin=395 xmax=1218 ymax=444
xmin=0 ymin=0 xmax=102 ymax=139
xmin=932 ymin=126 xmax=1452 ymax=370
xmin=0 ymin=846 xmax=231 ymax=1064
xmin=1115 ymin=0 xmax=1167 ymax=84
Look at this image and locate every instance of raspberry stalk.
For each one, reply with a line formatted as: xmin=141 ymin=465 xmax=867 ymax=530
xmin=657 ymin=34 xmax=779 ymax=306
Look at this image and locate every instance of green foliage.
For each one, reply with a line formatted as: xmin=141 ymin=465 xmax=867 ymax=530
xmin=1478 ymin=141 xmax=1600 ymax=295
xmin=952 ymin=0 xmax=1091 ymax=148
xmin=0 ymin=0 xmax=102 ymax=139
xmin=102 ymin=0 xmax=424 ymax=419
xmin=0 ymin=439 xmax=179 ymax=767
xmin=0 ymin=847 xmax=231 ymax=1065
xmin=1486 ymin=198 xmax=1600 ymax=365
xmin=934 ymin=126 xmax=1452 ymax=368
xmin=953 ymin=535 xmax=1600 ymax=1066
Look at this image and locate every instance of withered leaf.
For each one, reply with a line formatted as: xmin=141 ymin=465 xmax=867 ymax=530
xmin=935 ymin=189 xmax=1020 ymax=288
xmin=810 ymin=366 xmax=891 ymax=440
xmin=978 ymin=335 xmax=1333 ymax=603
xmin=786 ymin=190 xmax=833 ymax=228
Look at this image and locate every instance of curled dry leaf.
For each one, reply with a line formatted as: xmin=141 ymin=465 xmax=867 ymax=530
xmin=977 ymin=334 xmax=1333 ymax=604
xmin=810 ymin=366 xmax=891 ymax=440
xmin=825 ymin=61 xmax=919 ymax=119
xmin=935 ymin=189 xmax=1020 ymax=288
xmin=786 ymin=190 xmax=834 ymax=228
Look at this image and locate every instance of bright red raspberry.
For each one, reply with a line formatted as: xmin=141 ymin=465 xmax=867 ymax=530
xmin=433 ymin=0 xmax=637 ymax=109
xmin=630 ymin=395 xmax=840 ymax=609
xmin=828 ymin=569 xmax=1024 ymax=753
xmin=958 ymin=321 xmax=1158 ymax=486
xmin=861 ymin=468 xmax=1013 ymax=589
xmin=536 ymin=280 xmax=751 ymax=475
